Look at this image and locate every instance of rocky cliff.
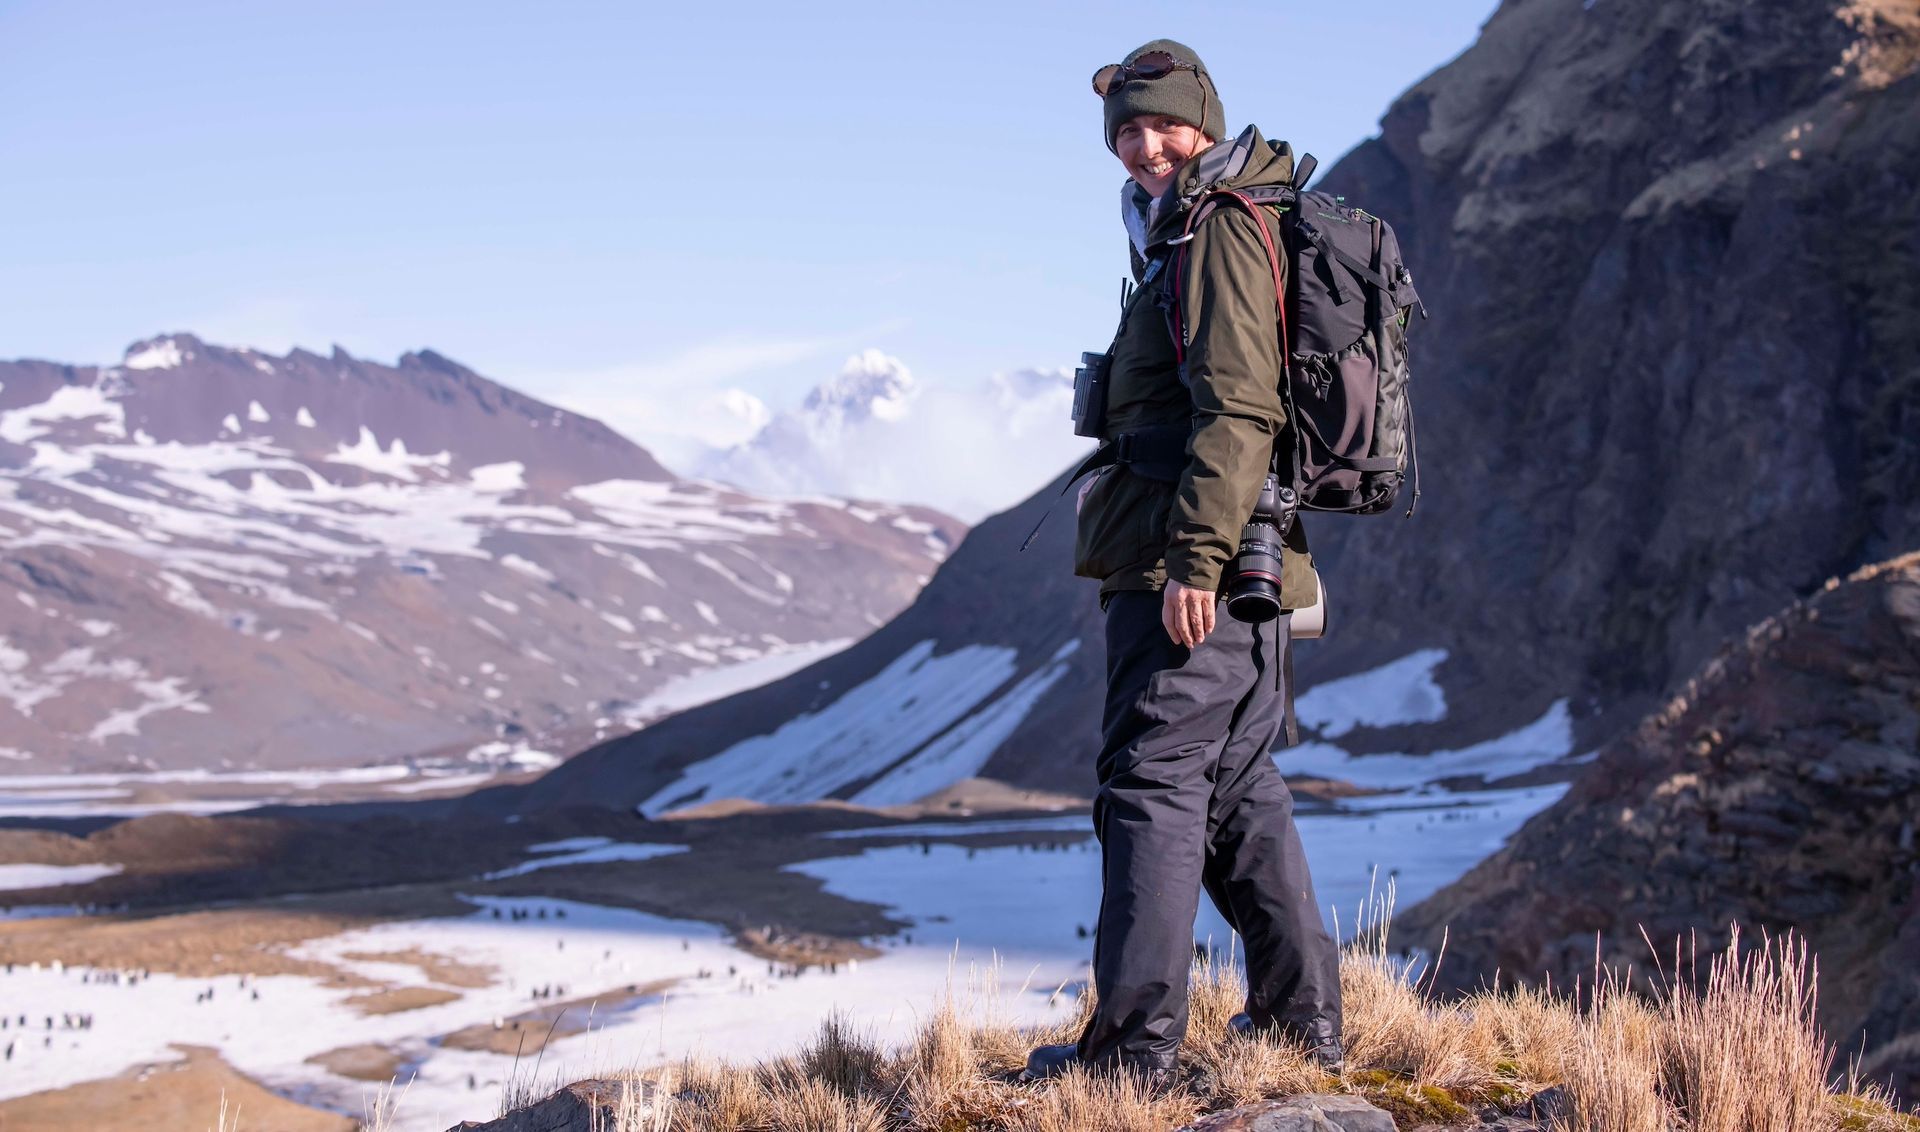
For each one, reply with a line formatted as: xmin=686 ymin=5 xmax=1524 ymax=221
xmin=1401 ymin=552 xmax=1920 ymax=1099
xmin=1309 ymin=0 xmax=1920 ymax=754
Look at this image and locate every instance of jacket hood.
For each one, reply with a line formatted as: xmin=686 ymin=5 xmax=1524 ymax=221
xmin=1134 ymin=125 xmax=1295 ymax=252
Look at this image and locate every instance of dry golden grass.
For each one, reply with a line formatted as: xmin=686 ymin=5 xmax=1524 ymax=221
xmin=890 ymin=989 xmax=1028 ymax=1129
xmin=1339 ymin=889 xmax=1501 ymax=1092
xmin=1466 ymin=978 xmax=1581 ymax=1084
xmin=1655 ymin=926 xmax=1839 ymax=1132
xmin=768 ymin=1077 xmax=889 ymax=1131
xmin=1554 ymin=974 xmax=1674 ymax=1132
xmin=669 ymin=1056 xmax=772 ymax=1131
xmin=213 ymin=1090 xmax=239 ymax=1132
xmin=1183 ymin=948 xmax=1328 ymax=1106
xmin=447 ymin=902 xmax=1917 ymax=1132
xmin=1003 ymin=1065 xmax=1198 ymax=1132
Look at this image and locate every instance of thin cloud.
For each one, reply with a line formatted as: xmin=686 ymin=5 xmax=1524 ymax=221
xmin=519 ymin=333 xmax=850 ymax=472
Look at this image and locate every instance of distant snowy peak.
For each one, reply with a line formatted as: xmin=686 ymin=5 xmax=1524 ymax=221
xmin=693 ymin=350 xmax=923 ymax=509
xmin=695 ymin=352 xmax=1085 ymax=522
xmin=798 ymin=349 xmax=916 ymax=427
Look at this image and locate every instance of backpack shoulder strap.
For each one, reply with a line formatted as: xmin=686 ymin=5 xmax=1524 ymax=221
xmin=1163 ymin=188 xmax=1292 ymax=366
xmin=1162 ymin=187 xmax=1306 ymax=496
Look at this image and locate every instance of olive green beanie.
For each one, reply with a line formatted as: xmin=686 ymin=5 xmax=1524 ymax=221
xmin=1101 ymin=39 xmax=1226 ymax=152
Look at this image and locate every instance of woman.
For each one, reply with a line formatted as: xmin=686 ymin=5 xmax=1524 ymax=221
xmin=1026 ymin=39 xmax=1344 ymax=1082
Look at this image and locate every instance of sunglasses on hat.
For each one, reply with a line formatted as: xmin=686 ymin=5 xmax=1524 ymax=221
xmin=1091 ymin=51 xmax=1201 ymax=98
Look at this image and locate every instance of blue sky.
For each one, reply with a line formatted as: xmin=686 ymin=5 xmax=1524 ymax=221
xmin=0 ymin=0 xmax=1494 ymax=452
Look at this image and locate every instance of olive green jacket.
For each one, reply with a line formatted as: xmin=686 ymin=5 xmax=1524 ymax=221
xmin=1073 ymin=125 xmax=1317 ymax=607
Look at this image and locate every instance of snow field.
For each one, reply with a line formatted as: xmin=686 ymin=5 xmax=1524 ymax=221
xmin=643 ymin=643 xmax=1568 ymax=825
xmin=0 ymin=784 xmax=1583 ymax=1129
xmin=0 ymin=864 xmax=123 ymax=892
xmin=0 ymin=896 xmax=755 ymax=1129
xmin=0 ymin=882 xmax=1079 ymax=1132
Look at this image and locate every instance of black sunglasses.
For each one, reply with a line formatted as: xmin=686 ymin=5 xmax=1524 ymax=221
xmin=1091 ymin=51 xmax=1201 ymax=98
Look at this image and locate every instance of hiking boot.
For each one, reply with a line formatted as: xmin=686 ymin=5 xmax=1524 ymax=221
xmin=1021 ymin=1043 xmax=1081 ymax=1081
xmin=1228 ymin=1013 xmax=1345 ymax=1073
xmin=1021 ymin=1043 xmax=1176 ymax=1088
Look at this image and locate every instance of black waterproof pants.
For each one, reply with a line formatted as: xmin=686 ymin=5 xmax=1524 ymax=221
xmin=1076 ymin=591 xmax=1342 ymax=1070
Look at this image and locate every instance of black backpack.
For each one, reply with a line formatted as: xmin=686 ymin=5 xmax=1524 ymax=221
xmin=1164 ymin=153 xmax=1425 ymax=515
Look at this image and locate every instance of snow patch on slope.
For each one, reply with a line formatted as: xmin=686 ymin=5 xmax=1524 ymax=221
xmin=0 ymin=863 xmax=122 ymax=891
xmin=1295 ymin=648 xmax=1449 ymax=739
xmin=638 ymin=639 xmax=1025 ymax=816
xmin=851 ymin=638 xmax=1081 ymax=807
xmin=0 ymin=385 xmax=128 ymax=444
xmin=124 ymin=339 xmax=187 ymax=370
xmin=1284 ymin=699 xmax=1576 ymax=788
xmin=469 ymin=461 xmax=526 ymax=493
xmin=478 ymin=841 xmax=686 ymax=880
xmin=326 ymin=426 xmax=452 ymax=482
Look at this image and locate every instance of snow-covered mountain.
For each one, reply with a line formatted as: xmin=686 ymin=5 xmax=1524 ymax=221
xmin=0 ymin=334 xmax=963 ymax=774
xmin=697 ymin=351 xmax=1084 ymax=522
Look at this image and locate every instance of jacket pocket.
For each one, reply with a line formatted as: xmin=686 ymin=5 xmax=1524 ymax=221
xmin=1074 ymin=469 xmax=1172 ymax=581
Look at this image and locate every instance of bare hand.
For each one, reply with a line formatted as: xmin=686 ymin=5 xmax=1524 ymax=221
xmin=1161 ymin=579 xmax=1216 ymax=648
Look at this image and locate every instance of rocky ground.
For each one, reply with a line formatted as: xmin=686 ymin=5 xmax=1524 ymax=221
xmin=1403 ymin=552 xmax=1920 ymax=1101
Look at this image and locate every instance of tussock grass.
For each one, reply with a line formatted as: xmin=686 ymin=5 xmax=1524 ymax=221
xmin=1467 ymin=978 xmax=1582 ymax=1084
xmin=1555 ymin=974 xmax=1674 ymax=1132
xmin=1003 ymin=1065 xmax=1198 ymax=1132
xmin=406 ymin=897 xmax=1916 ymax=1131
xmin=1654 ymin=926 xmax=1839 ymax=1132
xmin=1340 ymin=889 xmax=1501 ymax=1092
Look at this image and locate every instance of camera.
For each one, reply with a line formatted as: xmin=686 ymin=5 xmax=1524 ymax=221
xmin=1225 ymin=474 xmax=1297 ymax=624
xmin=1071 ymin=351 xmax=1111 ymax=438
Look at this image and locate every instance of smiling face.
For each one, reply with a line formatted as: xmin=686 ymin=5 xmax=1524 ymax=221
xmin=1114 ymin=114 xmax=1212 ymax=198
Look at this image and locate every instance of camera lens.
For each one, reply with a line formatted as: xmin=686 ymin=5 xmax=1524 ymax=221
xmin=1226 ymin=524 xmax=1285 ymax=624
xmin=1226 ymin=577 xmax=1282 ymax=623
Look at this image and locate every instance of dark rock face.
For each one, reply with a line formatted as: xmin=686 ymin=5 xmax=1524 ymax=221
xmin=0 ymin=335 xmax=961 ymax=774
xmin=1401 ymin=553 xmax=1920 ymax=1099
xmin=1308 ymin=0 xmax=1920 ymax=752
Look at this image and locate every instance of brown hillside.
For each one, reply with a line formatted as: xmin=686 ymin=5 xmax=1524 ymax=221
xmin=1402 ymin=552 xmax=1920 ymax=1099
